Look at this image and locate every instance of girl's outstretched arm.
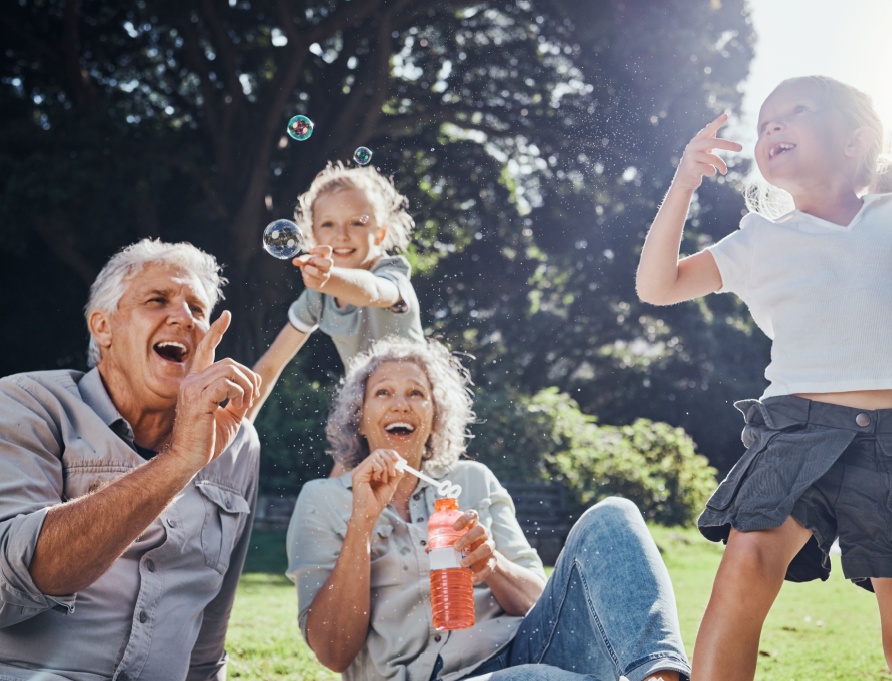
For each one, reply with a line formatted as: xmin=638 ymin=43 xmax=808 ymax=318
xmin=246 ymin=323 xmax=310 ymax=422
xmin=636 ymin=113 xmax=741 ymax=305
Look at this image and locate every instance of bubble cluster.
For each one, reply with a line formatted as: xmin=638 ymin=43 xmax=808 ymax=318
xmin=286 ymin=115 xmax=314 ymax=141
xmin=262 ymin=219 xmax=307 ymax=259
xmin=353 ymin=146 xmax=373 ymax=165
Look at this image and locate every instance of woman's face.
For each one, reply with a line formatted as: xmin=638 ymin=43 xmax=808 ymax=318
xmin=359 ymin=360 xmax=434 ymax=466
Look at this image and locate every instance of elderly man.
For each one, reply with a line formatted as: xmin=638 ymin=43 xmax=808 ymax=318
xmin=0 ymin=239 xmax=261 ymax=681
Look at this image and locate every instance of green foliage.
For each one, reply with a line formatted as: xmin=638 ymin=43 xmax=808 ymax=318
xmin=252 ymin=359 xmax=337 ymax=497
xmin=0 ymin=0 xmax=762 ymax=482
xmin=471 ymin=387 xmax=717 ymax=525
xmin=548 ymin=418 xmax=717 ymax=526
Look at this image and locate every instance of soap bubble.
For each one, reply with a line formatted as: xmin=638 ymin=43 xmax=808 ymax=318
xmin=286 ymin=115 xmax=314 ymax=141
xmin=353 ymin=146 xmax=373 ymax=165
xmin=263 ymin=219 xmax=307 ymax=259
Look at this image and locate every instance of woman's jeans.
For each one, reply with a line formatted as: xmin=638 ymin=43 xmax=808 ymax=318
xmin=453 ymin=497 xmax=690 ymax=681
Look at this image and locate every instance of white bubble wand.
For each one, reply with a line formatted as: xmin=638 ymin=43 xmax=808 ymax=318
xmin=395 ymin=457 xmax=462 ymax=498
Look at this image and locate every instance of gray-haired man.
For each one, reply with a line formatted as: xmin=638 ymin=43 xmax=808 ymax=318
xmin=0 ymin=239 xmax=261 ymax=680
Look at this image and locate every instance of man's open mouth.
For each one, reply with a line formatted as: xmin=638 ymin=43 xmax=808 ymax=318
xmin=153 ymin=341 xmax=188 ymax=363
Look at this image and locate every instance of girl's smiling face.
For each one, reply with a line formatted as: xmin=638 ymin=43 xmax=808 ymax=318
xmin=311 ymin=187 xmax=387 ymax=270
xmin=754 ymin=80 xmax=854 ymax=195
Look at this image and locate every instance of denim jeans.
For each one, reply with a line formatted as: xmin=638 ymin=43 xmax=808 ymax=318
xmin=451 ymin=497 xmax=690 ymax=681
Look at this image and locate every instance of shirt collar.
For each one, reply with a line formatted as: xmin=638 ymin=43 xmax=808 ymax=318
xmin=78 ymin=368 xmax=135 ymax=443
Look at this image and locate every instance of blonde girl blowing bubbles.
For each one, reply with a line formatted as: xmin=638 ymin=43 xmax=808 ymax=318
xmin=248 ymin=161 xmax=424 ymax=421
xmin=637 ymin=76 xmax=892 ymax=680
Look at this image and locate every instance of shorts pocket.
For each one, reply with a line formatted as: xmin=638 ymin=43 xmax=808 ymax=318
xmin=195 ymin=480 xmax=251 ymax=574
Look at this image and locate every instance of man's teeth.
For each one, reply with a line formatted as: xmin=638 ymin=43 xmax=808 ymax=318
xmin=154 ymin=341 xmax=187 ymax=361
xmin=385 ymin=422 xmax=415 ymax=434
xmin=771 ymin=143 xmax=795 ymax=158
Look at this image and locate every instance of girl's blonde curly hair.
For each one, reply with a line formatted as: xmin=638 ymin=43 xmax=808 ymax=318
xmin=294 ymin=161 xmax=415 ymax=251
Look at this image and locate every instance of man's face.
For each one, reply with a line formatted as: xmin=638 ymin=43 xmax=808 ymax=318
xmin=92 ymin=263 xmax=211 ymax=409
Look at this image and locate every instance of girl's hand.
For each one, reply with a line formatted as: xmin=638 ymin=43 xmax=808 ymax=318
xmin=349 ymin=449 xmax=404 ymax=528
xmin=674 ymin=113 xmax=743 ymax=191
xmin=294 ymin=245 xmax=333 ymax=291
xmin=453 ymin=510 xmax=498 ymax=584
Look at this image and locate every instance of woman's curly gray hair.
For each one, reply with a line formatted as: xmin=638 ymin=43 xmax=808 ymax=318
xmin=326 ymin=338 xmax=474 ymax=473
xmin=294 ymin=161 xmax=415 ymax=252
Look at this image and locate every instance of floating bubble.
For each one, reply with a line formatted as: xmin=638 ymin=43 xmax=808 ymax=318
xmin=262 ymin=219 xmax=307 ymax=259
xmin=353 ymin=146 xmax=373 ymax=165
xmin=286 ymin=115 xmax=314 ymax=141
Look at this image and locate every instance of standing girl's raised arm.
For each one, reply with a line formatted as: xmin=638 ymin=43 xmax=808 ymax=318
xmin=636 ymin=113 xmax=742 ymax=305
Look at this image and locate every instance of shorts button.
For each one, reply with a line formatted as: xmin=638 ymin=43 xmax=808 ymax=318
xmin=856 ymin=413 xmax=871 ymax=427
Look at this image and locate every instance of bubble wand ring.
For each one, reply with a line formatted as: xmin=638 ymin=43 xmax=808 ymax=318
xmin=395 ymin=458 xmax=462 ymax=498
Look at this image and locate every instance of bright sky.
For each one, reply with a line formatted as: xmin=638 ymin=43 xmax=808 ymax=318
xmin=736 ymin=0 xmax=892 ymax=155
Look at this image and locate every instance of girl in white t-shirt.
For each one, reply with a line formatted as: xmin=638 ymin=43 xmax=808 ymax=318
xmin=637 ymin=76 xmax=892 ymax=680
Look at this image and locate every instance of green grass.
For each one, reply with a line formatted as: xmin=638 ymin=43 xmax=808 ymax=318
xmin=227 ymin=527 xmax=888 ymax=680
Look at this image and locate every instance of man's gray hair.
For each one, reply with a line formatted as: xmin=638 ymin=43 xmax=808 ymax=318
xmin=84 ymin=238 xmax=227 ymax=367
xmin=326 ymin=337 xmax=474 ymax=474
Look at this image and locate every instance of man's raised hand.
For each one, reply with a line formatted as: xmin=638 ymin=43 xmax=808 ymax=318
xmin=170 ymin=311 xmax=261 ymax=472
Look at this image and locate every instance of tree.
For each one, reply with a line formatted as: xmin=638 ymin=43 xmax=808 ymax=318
xmin=1 ymin=0 xmax=759 ymax=474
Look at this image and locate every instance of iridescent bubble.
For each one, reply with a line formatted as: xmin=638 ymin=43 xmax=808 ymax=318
xmin=353 ymin=146 xmax=373 ymax=165
xmin=262 ymin=219 xmax=307 ymax=259
xmin=286 ymin=115 xmax=314 ymax=141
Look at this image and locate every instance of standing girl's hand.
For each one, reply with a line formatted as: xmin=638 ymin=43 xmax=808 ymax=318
xmin=674 ymin=113 xmax=743 ymax=191
xmin=349 ymin=449 xmax=404 ymax=528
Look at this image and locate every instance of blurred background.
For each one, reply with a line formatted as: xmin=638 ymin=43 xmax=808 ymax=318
xmin=1 ymin=0 xmax=885 ymax=523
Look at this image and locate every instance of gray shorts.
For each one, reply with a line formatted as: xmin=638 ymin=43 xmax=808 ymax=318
xmin=698 ymin=395 xmax=892 ymax=592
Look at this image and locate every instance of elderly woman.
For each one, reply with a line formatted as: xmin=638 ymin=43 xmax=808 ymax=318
xmin=287 ymin=338 xmax=690 ymax=681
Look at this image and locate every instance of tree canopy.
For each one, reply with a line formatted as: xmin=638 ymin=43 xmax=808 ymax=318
xmin=1 ymin=0 xmax=761 ymax=476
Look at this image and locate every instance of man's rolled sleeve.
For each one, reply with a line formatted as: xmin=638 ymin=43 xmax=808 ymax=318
xmin=0 ymin=377 xmax=79 ymax=627
xmin=0 ymin=509 xmax=76 ymax=627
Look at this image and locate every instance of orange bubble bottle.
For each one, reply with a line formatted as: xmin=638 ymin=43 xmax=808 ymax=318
xmin=427 ymin=497 xmax=475 ymax=630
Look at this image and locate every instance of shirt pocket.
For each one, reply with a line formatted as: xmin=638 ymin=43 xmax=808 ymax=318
xmin=195 ymin=480 xmax=251 ymax=574
xmin=369 ymin=523 xmax=404 ymax=588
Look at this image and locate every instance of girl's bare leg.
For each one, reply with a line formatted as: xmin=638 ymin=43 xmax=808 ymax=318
xmin=691 ymin=517 xmax=812 ymax=681
xmin=872 ymin=577 xmax=892 ymax=670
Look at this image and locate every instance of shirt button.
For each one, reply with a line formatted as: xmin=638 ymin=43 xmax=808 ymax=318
xmin=413 ymin=493 xmax=421 ymax=500
xmin=416 ymin=517 xmax=424 ymax=523
xmin=166 ymin=518 xmax=176 ymax=528
xmin=118 ymin=674 xmax=130 ymax=681
xmin=420 ymin=540 xmax=427 ymax=547
xmin=138 ymin=610 xmax=148 ymax=623
xmin=434 ymin=634 xmax=442 ymax=642
xmin=856 ymin=413 xmax=871 ymax=427
xmin=224 ymin=499 xmax=232 ymax=511
xmin=145 ymin=559 xmax=155 ymax=572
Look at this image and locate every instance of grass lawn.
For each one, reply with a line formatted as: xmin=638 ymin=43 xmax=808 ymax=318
xmin=227 ymin=526 xmax=888 ymax=680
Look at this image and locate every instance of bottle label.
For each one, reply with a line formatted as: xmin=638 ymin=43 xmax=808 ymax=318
xmin=429 ymin=546 xmax=464 ymax=571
